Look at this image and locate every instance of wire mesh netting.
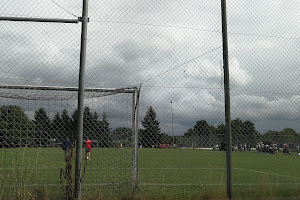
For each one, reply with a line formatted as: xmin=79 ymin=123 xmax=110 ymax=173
xmin=0 ymin=86 xmax=139 ymax=198
xmin=1 ymin=0 xmax=300 ymax=199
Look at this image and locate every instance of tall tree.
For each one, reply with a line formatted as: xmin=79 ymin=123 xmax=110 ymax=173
xmin=160 ymin=132 xmax=174 ymax=144
xmin=242 ymin=120 xmax=258 ymax=146
xmin=261 ymin=130 xmax=278 ymax=144
xmin=90 ymin=111 xmax=100 ymax=141
xmin=51 ymin=109 xmax=72 ymax=142
xmin=0 ymin=105 xmax=33 ymax=147
xmin=141 ymin=106 xmax=161 ymax=147
xmin=279 ymin=128 xmax=297 ymax=146
xmin=184 ymin=128 xmax=196 ymax=137
xmin=112 ymin=127 xmax=132 ymax=146
xmin=194 ymin=120 xmax=210 ymax=136
xmin=216 ymin=124 xmax=225 ymax=135
xmin=33 ymin=107 xmax=51 ymax=146
xmin=183 ymin=128 xmax=197 ymax=149
xmin=231 ymin=118 xmax=243 ymax=145
xmin=99 ymin=112 xmax=111 ymax=147
xmin=83 ymin=107 xmax=95 ymax=139
xmin=215 ymin=123 xmax=226 ymax=145
xmin=71 ymin=107 xmax=99 ymax=142
xmin=61 ymin=109 xmax=73 ymax=141
xmin=193 ymin=120 xmax=211 ymax=147
xmin=51 ymin=112 xmax=63 ymax=140
xmin=71 ymin=109 xmax=78 ymax=140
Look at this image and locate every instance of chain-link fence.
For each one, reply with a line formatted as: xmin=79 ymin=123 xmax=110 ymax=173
xmin=1 ymin=0 xmax=300 ymax=199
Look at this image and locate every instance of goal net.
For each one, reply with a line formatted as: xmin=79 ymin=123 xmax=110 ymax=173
xmin=0 ymin=84 xmax=140 ymax=196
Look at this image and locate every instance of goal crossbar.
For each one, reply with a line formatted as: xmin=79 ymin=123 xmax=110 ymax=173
xmin=0 ymin=84 xmax=139 ymax=100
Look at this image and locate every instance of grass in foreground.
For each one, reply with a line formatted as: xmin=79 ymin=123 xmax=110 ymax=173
xmin=0 ymin=147 xmax=300 ymax=199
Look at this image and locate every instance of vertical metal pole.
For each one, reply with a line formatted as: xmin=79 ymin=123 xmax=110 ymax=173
xmin=132 ymin=87 xmax=140 ymax=191
xmin=221 ymin=0 xmax=232 ymax=199
xmin=171 ymin=101 xmax=174 ymax=147
xmin=132 ymin=92 xmax=136 ymax=189
xmin=74 ymin=0 xmax=89 ymax=199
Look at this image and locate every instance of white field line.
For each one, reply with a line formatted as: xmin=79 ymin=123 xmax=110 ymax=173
xmin=140 ymin=182 xmax=300 ymax=186
xmin=139 ymin=168 xmax=226 ymax=170
xmin=141 ymin=167 xmax=300 ymax=182
xmin=141 ymin=167 xmax=300 ymax=181
xmin=233 ymin=168 xmax=300 ymax=180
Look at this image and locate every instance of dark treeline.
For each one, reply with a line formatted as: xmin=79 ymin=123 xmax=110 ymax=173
xmin=0 ymin=105 xmax=111 ymax=148
xmin=0 ymin=105 xmax=299 ymax=148
xmin=139 ymin=106 xmax=300 ymax=148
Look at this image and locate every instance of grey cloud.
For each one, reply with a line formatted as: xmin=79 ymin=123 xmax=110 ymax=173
xmin=1 ymin=0 xmax=300 ymax=135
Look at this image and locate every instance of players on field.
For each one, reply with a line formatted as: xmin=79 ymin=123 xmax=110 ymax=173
xmin=62 ymin=138 xmax=71 ymax=162
xmin=86 ymin=138 xmax=92 ymax=160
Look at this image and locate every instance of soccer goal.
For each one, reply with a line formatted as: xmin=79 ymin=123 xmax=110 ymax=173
xmin=0 ymin=84 xmax=140 ymax=196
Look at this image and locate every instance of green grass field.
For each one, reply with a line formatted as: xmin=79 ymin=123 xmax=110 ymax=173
xmin=1 ymin=147 xmax=300 ymax=200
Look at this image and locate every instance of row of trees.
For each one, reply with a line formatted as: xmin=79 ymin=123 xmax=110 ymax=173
xmin=182 ymin=119 xmax=259 ymax=147
xmin=139 ymin=107 xmax=300 ymax=148
xmin=0 ymin=105 xmax=299 ymax=148
xmin=0 ymin=105 xmax=110 ymax=147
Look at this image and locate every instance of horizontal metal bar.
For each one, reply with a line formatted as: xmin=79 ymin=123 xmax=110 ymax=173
xmin=0 ymin=16 xmax=79 ymax=23
xmin=0 ymin=84 xmax=137 ymax=93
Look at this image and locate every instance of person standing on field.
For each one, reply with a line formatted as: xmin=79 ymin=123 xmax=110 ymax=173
xmin=86 ymin=138 xmax=92 ymax=160
xmin=62 ymin=138 xmax=71 ymax=162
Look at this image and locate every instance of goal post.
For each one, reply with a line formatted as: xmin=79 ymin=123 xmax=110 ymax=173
xmin=0 ymin=84 xmax=141 ymax=193
xmin=132 ymin=85 xmax=140 ymax=191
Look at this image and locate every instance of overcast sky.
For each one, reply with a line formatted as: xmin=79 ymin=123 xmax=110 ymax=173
xmin=1 ymin=0 xmax=300 ymax=135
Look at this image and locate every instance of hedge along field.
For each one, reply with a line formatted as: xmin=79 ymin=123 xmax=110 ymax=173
xmin=0 ymin=147 xmax=300 ymax=199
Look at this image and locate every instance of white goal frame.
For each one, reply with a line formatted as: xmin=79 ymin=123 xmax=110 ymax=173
xmin=0 ymin=84 xmax=141 ymax=189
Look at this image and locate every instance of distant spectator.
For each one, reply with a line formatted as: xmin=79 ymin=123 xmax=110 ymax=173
xmin=283 ymin=144 xmax=289 ymax=154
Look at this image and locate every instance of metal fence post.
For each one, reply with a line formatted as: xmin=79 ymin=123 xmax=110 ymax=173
xmin=74 ymin=0 xmax=89 ymax=199
xmin=221 ymin=0 xmax=232 ymax=199
xmin=171 ymin=101 xmax=174 ymax=147
xmin=132 ymin=86 xmax=140 ymax=191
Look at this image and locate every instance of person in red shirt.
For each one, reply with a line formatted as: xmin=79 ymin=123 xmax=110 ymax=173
xmin=86 ymin=138 xmax=92 ymax=160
